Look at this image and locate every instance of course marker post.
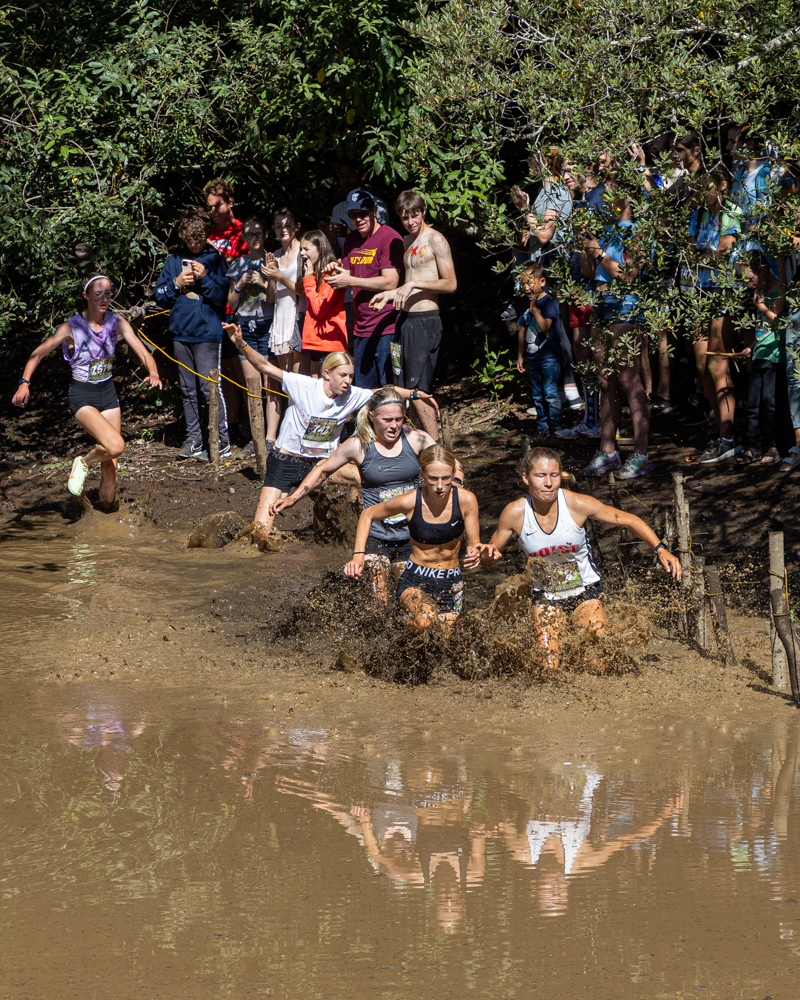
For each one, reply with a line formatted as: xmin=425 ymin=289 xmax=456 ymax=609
xmin=769 ymin=531 xmax=799 ymax=704
xmin=246 ymin=376 xmax=268 ymax=479
xmin=209 ymin=368 xmax=220 ymax=465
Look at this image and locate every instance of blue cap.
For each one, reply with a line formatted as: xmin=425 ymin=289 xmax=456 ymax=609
xmin=347 ymin=188 xmax=376 ymax=213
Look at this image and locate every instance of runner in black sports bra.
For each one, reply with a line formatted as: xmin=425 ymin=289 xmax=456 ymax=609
xmin=407 ymin=486 xmax=464 ymax=544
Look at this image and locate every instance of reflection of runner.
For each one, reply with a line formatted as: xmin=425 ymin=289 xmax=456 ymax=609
xmin=61 ymin=699 xmax=149 ymax=792
xmin=223 ymin=327 xmax=438 ymax=542
xmin=12 ymin=274 xmax=162 ymax=508
xmin=345 ymin=445 xmax=491 ymax=632
xmin=483 ymin=446 xmax=680 ymax=668
xmin=273 ymin=386 xmax=454 ymax=602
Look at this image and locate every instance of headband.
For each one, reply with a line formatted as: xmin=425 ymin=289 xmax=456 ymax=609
xmin=84 ymin=275 xmax=110 ymax=291
xmin=371 ymin=397 xmax=405 ymax=411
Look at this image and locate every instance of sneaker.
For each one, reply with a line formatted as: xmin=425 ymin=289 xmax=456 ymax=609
xmin=581 ymin=450 xmax=622 ymax=477
xmin=616 ymin=453 xmax=655 ymax=479
xmin=67 ymin=456 xmax=89 ymax=496
xmin=239 ymin=440 xmax=256 ymax=457
xmin=650 ymin=395 xmax=677 ymax=416
xmin=677 ymin=394 xmax=709 ymax=426
xmin=220 ymin=444 xmax=231 ymax=459
xmin=533 ymin=423 xmax=552 ymax=439
xmin=500 ymin=303 xmax=517 ymax=322
xmin=556 ymin=420 xmax=592 ymax=439
xmin=567 ymin=397 xmax=585 ymax=411
xmin=697 ymin=438 xmax=741 ymax=464
xmin=177 ymin=439 xmax=205 ymax=459
xmin=525 ymin=405 xmax=538 ymax=417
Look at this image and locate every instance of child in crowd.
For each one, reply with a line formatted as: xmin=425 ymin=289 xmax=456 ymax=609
xmin=154 ymin=210 xmax=230 ymax=461
xmin=299 ymin=230 xmax=348 ymax=375
xmin=516 ymin=262 xmax=563 ymax=438
xmin=738 ymin=254 xmax=783 ymax=465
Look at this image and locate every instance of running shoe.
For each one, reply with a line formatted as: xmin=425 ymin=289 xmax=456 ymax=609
xmin=676 ymin=394 xmax=710 ymax=426
xmin=697 ymin=438 xmax=741 ymax=464
xmin=239 ymin=440 xmax=256 ymax=457
xmin=500 ymin=303 xmax=517 ymax=322
xmin=555 ymin=419 xmax=592 ymax=439
xmin=67 ymin=456 xmax=89 ymax=497
xmin=533 ymin=423 xmax=552 ymax=439
xmin=581 ymin=450 xmax=621 ymax=477
xmin=219 ymin=444 xmax=232 ymax=459
xmin=615 ymin=453 xmax=654 ymax=479
xmin=177 ymin=439 xmax=205 ymax=459
xmin=650 ymin=395 xmax=677 ymax=416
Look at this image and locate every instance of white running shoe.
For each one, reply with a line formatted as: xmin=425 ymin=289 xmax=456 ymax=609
xmin=67 ymin=456 xmax=89 ymax=497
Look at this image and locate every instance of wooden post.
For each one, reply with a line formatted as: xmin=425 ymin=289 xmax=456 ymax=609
xmin=209 ymin=368 xmax=220 ymax=465
xmin=769 ymin=531 xmax=800 ymax=704
xmin=690 ymin=554 xmax=709 ymax=651
xmin=770 ymin=607 xmax=789 ymax=689
xmin=672 ymin=473 xmax=692 ymax=590
xmin=441 ymin=411 xmax=453 ymax=451
xmin=705 ymin=564 xmax=736 ymax=666
xmin=246 ymin=376 xmax=268 ymax=479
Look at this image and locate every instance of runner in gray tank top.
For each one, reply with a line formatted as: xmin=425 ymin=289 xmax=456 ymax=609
xmin=482 ymin=446 xmax=681 ymax=670
xmin=272 ymin=385 xmax=462 ymax=602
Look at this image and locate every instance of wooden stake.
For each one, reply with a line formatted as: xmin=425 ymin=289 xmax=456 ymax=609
xmin=770 ymin=606 xmax=789 ymax=689
xmin=690 ymin=554 xmax=709 ymax=651
xmin=672 ymin=472 xmax=692 ymax=590
xmin=705 ymin=564 xmax=736 ymax=666
xmin=769 ymin=531 xmax=799 ymax=704
xmin=246 ymin=376 xmax=268 ymax=479
xmin=209 ymin=368 xmax=220 ymax=465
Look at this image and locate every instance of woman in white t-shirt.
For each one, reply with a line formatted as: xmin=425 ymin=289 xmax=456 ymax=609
xmin=223 ymin=325 xmax=438 ymax=543
xmin=481 ymin=447 xmax=680 ymax=670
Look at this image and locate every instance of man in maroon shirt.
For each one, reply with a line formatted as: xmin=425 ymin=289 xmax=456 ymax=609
xmin=326 ymin=189 xmax=404 ymax=388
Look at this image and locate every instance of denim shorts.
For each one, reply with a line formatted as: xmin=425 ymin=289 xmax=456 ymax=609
xmin=595 ymin=293 xmax=643 ymax=326
xmin=239 ymin=321 xmax=271 ymax=360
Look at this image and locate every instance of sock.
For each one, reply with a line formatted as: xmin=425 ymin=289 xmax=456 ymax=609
xmin=564 ymin=383 xmax=581 ymax=402
xmin=583 ymin=376 xmax=600 ymax=424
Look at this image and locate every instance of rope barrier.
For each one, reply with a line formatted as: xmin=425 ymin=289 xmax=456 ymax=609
xmin=129 ymin=310 xmax=289 ymax=400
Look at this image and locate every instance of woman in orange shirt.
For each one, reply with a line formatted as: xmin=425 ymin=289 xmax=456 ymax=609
xmin=299 ymin=230 xmax=348 ymax=376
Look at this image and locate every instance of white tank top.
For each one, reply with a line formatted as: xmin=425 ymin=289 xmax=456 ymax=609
xmin=518 ymin=489 xmax=601 ymax=600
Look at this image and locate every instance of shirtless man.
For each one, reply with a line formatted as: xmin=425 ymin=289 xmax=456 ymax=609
xmin=369 ymin=190 xmax=457 ymax=436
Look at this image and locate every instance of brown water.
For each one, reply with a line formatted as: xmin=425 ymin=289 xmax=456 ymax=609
xmin=2 ymin=511 xmax=799 ymax=999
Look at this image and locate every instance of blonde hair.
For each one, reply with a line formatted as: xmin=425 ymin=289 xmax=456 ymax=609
xmin=322 ymin=351 xmax=353 ymax=375
xmin=356 ymin=386 xmax=405 ymax=446
xmin=517 ymin=446 xmax=575 ymax=485
xmin=419 ymin=443 xmax=457 ymax=474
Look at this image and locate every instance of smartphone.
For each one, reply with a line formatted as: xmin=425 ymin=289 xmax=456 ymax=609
xmin=181 ymin=259 xmax=193 ymax=276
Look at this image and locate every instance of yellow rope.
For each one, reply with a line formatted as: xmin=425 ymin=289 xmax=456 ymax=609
xmin=130 ymin=311 xmax=289 ymax=400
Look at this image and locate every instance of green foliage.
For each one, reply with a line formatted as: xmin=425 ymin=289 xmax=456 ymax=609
xmin=470 ymin=335 xmax=517 ymax=402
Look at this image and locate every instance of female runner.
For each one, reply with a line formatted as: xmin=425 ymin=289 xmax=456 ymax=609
xmin=273 ymin=387 xmax=461 ymax=601
xmin=483 ymin=446 xmax=681 ymax=669
xmin=344 ymin=445 xmax=490 ymax=632
xmin=223 ymin=326 xmax=438 ymax=542
xmin=11 ymin=273 xmax=162 ymax=507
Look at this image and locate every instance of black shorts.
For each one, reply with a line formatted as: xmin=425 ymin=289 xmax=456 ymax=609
xmin=262 ymin=450 xmax=316 ymax=493
xmin=530 ymin=581 xmax=605 ymax=613
xmin=364 ymin=535 xmax=412 ymax=564
xmin=68 ymin=379 xmax=120 ymax=417
xmin=393 ymin=310 xmax=443 ymax=392
xmin=396 ymin=560 xmax=464 ymax=615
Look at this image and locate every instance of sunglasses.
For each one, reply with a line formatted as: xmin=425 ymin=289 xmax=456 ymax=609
xmin=348 ymin=210 xmax=370 ymax=220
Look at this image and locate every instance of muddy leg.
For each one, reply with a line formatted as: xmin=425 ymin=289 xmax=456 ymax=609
xmin=253 ymin=485 xmax=284 ymax=540
xmin=572 ymin=598 xmax=610 ymax=672
xmin=531 ymin=604 xmax=565 ymax=669
xmin=399 ymin=587 xmax=439 ymax=634
xmin=74 ymin=405 xmax=124 ymax=506
xmin=364 ymin=555 xmax=392 ymax=606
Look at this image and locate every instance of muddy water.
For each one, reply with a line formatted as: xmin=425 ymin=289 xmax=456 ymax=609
xmin=2 ymin=511 xmax=800 ymax=999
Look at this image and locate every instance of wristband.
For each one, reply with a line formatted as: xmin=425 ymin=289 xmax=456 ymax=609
xmin=654 ymin=542 xmax=667 ymax=553
xmin=411 ymin=388 xmax=419 ymax=400
xmin=352 ymin=550 xmax=366 ymax=555
xmin=18 ymin=378 xmax=30 ymax=385
xmin=240 ymin=343 xmax=249 ymax=350
xmin=234 ymin=284 xmax=242 ymax=292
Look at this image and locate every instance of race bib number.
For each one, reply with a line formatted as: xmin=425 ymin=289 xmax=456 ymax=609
xmin=88 ymin=358 xmax=113 ymax=382
xmin=529 ymin=555 xmax=583 ymax=596
xmin=390 ymin=338 xmax=402 ymax=377
xmin=379 ymin=483 xmax=415 ymax=525
xmin=301 ymin=416 xmax=338 ymax=450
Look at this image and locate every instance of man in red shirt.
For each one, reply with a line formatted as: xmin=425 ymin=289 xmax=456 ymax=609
xmin=326 ymin=189 xmax=404 ymax=388
xmin=203 ymin=178 xmax=249 ymax=263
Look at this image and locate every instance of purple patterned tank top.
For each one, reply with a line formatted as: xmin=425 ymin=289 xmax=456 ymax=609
xmin=63 ymin=311 xmax=119 ymax=383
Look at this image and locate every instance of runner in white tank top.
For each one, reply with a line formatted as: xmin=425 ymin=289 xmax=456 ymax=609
xmin=482 ymin=447 xmax=680 ymax=670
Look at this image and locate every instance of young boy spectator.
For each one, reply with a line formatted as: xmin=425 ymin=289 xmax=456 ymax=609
xmin=325 ymin=189 xmax=404 ymax=388
xmin=154 ymin=211 xmax=231 ymax=460
xmin=516 ymin=262 xmax=563 ymax=438
xmin=368 ymin=190 xmax=457 ymax=436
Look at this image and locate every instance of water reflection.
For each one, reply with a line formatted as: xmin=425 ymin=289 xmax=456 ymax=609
xmin=60 ymin=696 xmax=149 ymax=791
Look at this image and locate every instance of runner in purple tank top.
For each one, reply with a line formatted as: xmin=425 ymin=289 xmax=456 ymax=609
xmin=12 ymin=274 xmax=161 ymax=508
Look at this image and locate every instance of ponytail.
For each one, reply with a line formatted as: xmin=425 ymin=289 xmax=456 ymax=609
xmin=355 ymin=386 xmax=405 ymax=446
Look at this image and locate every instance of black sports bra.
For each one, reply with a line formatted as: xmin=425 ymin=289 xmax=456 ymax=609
xmin=408 ymin=487 xmax=464 ymax=545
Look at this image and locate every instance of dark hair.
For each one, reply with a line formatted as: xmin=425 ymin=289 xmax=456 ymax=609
xmin=242 ymin=215 xmax=268 ymax=236
xmin=299 ymin=229 xmax=338 ymax=290
xmin=395 ymin=190 xmax=426 ymax=216
xmin=521 ymin=261 xmax=546 ymax=279
xmin=203 ymin=177 xmax=234 ymax=201
xmin=273 ymin=205 xmax=296 ymax=221
xmin=81 ymin=272 xmax=112 ymax=293
xmin=178 ymin=209 xmax=212 ymax=242
xmin=528 ymin=146 xmax=563 ymax=179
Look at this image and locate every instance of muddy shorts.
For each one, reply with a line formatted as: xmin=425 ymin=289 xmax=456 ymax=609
xmin=262 ymin=450 xmax=316 ymax=493
xmin=364 ymin=535 xmax=412 ymax=564
xmin=396 ymin=561 xmax=464 ymax=615
xmin=530 ymin=581 xmax=605 ymax=613
xmin=68 ymin=378 xmax=120 ymax=417
xmin=393 ymin=310 xmax=443 ymax=392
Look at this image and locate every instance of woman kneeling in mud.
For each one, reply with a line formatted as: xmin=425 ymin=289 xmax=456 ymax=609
xmin=483 ymin=446 xmax=681 ymax=668
xmin=345 ymin=445 xmax=491 ymax=633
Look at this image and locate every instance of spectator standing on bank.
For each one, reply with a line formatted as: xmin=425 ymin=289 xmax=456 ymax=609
xmin=727 ymin=126 xmax=776 ymax=231
xmin=368 ymin=191 xmax=456 ymax=436
xmin=299 ymin=229 xmax=348 ymax=371
xmin=325 ymin=189 xmax=404 ymax=389
xmin=516 ymin=263 xmax=563 ymax=438
xmin=154 ymin=210 xmax=230 ymax=460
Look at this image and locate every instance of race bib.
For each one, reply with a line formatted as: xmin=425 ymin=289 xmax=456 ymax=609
xmin=301 ymin=416 xmax=338 ymax=450
xmin=390 ymin=338 xmax=402 ymax=377
xmin=528 ymin=554 xmax=583 ymax=596
xmin=379 ymin=483 xmax=415 ymax=524
xmin=88 ymin=358 xmax=113 ymax=382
